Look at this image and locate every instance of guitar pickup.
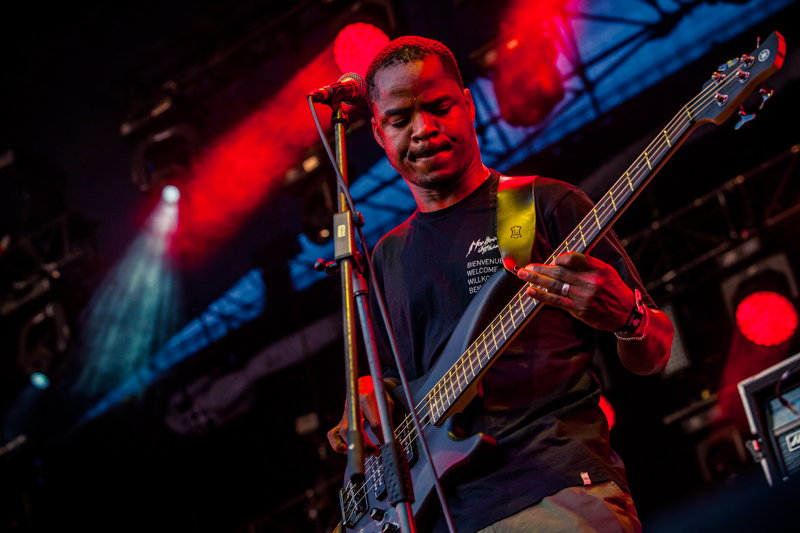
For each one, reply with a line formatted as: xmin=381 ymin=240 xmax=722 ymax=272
xmin=374 ymin=438 xmax=417 ymax=501
xmin=339 ymin=480 xmax=367 ymax=528
xmin=374 ymin=462 xmax=387 ymax=500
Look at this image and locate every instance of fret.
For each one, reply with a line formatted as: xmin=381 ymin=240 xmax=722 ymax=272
xmin=683 ymin=106 xmax=692 ymax=121
xmin=644 ymin=151 xmax=652 ymax=170
xmin=472 ymin=346 xmax=481 ymax=375
xmin=609 ymin=190 xmax=617 ymax=211
xmin=437 ymin=387 xmax=446 ymax=416
xmin=593 ymin=208 xmax=601 ymax=229
xmin=483 ymin=332 xmax=495 ymax=356
xmin=626 ymin=172 xmax=634 ymax=191
xmin=475 ymin=340 xmax=485 ymax=364
xmin=443 ymin=372 xmax=452 ymax=407
xmin=468 ymin=350 xmax=476 ymax=379
xmin=578 ymin=225 xmax=587 ymax=248
xmin=663 ymin=130 xmax=671 ymax=147
xmin=432 ymin=387 xmax=442 ymax=419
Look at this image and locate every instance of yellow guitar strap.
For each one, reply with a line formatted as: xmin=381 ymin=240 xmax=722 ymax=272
xmin=496 ymin=175 xmax=536 ymax=274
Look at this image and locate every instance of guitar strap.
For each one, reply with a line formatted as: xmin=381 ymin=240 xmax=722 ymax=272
xmin=496 ymin=175 xmax=537 ymax=274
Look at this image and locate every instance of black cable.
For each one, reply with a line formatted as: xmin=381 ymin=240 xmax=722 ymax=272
xmin=308 ymin=96 xmax=457 ymax=533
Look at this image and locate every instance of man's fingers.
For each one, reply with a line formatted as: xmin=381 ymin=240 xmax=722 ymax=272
xmin=518 ymin=264 xmax=574 ymax=292
xmin=555 ymin=252 xmax=593 ymax=271
xmin=327 ymin=425 xmax=347 ymax=454
xmin=358 ymin=377 xmax=396 ymax=442
xmin=525 ymin=283 xmax=578 ymax=312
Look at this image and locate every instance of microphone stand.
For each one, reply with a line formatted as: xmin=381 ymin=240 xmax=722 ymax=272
xmin=326 ymin=102 xmax=417 ymax=533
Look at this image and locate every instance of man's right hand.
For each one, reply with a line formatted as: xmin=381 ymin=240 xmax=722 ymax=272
xmin=327 ymin=376 xmax=396 ymax=455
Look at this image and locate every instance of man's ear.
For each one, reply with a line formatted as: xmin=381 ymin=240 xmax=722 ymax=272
xmin=464 ymin=88 xmax=476 ymax=123
xmin=371 ymin=117 xmax=385 ymax=149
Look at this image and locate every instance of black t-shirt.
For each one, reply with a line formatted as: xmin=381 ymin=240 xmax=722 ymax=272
xmin=369 ymin=170 xmax=654 ymax=533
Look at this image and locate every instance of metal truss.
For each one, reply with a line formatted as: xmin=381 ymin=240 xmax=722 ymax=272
xmin=467 ymin=0 xmax=795 ymax=174
xmin=618 ymin=144 xmax=800 ymax=296
xmin=0 ymin=211 xmax=94 ymax=318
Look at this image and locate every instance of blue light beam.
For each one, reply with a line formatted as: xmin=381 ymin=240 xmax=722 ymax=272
xmin=74 ymin=199 xmax=183 ymax=399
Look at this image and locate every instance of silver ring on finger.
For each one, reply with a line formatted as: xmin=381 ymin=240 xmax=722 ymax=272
xmin=560 ymin=282 xmax=571 ymax=298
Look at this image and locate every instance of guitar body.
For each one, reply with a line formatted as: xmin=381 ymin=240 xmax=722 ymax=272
xmin=341 ymin=270 xmax=523 ymax=532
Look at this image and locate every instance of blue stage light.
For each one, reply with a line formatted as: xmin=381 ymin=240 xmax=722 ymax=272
xmin=30 ymin=373 xmax=50 ymax=389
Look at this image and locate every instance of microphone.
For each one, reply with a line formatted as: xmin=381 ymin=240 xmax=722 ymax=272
xmin=309 ymin=72 xmax=367 ymax=106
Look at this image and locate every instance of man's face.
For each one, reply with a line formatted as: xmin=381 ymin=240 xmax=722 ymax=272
xmin=370 ymin=56 xmax=478 ymax=192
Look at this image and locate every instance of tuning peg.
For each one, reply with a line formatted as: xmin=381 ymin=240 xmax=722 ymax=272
xmin=759 ymin=86 xmax=774 ymax=110
xmin=735 ymin=106 xmax=756 ymax=130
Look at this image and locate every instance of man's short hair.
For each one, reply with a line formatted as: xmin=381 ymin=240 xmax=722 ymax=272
xmin=365 ymin=36 xmax=464 ymax=109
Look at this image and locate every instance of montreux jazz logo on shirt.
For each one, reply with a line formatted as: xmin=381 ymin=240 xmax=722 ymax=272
xmin=465 ymin=235 xmax=501 ymax=294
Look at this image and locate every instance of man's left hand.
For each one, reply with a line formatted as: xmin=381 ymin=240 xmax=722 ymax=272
xmin=517 ymin=252 xmax=635 ymax=332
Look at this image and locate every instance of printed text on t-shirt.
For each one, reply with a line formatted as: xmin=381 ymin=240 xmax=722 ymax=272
xmin=466 ymin=236 xmax=499 ymax=257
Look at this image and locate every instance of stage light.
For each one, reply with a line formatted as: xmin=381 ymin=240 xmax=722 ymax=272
xmin=30 ymin=372 xmax=50 ymax=389
xmin=334 ymin=23 xmax=390 ymax=76
xmin=491 ymin=32 xmax=564 ymax=126
xmin=721 ymin=252 xmax=800 ymax=345
xmin=484 ymin=0 xmax=567 ymax=127
xmin=162 ymin=184 xmax=181 ymax=203
xmin=130 ymin=123 xmax=201 ymax=192
xmin=735 ymin=291 xmax=798 ymax=346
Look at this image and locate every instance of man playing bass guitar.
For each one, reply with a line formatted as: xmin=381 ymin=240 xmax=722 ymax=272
xmin=327 ymin=36 xmax=673 ymax=533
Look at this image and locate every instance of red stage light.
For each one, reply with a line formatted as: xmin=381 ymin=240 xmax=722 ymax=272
xmin=334 ymin=23 xmax=390 ymax=76
xmin=735 ymin=291 xmax=798 ymax=346
xmin=490 ymin=0 xmax=568 ymax=126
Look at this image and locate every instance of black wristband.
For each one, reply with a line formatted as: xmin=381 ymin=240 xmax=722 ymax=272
xmin=616 ymin=289 xmax=644 ymax=335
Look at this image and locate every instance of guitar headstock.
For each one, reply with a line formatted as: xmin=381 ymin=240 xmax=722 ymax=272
xmin=692 ymin=31 xmax=785 ymax=127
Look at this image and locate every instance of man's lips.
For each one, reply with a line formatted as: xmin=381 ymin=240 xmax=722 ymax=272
xmin=409 ymin=143 xmax=451 ymax=161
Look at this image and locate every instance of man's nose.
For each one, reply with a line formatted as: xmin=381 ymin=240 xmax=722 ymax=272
xmin=410 ymin=112 xmax=438 ymax=140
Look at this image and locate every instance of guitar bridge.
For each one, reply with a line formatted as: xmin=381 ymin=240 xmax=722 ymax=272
xmin=339 ymin=480 xmax=367 ymax=528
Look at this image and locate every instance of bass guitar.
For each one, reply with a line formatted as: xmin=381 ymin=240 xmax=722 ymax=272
xmin=338 ymin=31 xmax=785 ymax=532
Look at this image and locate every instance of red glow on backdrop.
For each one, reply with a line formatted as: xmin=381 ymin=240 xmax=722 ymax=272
xmin=718 ymin=327 xmax=792 ymax=436
xmin=173 ymin=45 xmax=345 ymax=261
xmin=599 ymin=395 xmax=616 ymax=430
xmin=491 ymin=0 xmax=568 ymax=126
xmin=334 ymin=23 xmax=390 ymax=76
xmin=735 ymin=291 xmax=798 ymax=346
